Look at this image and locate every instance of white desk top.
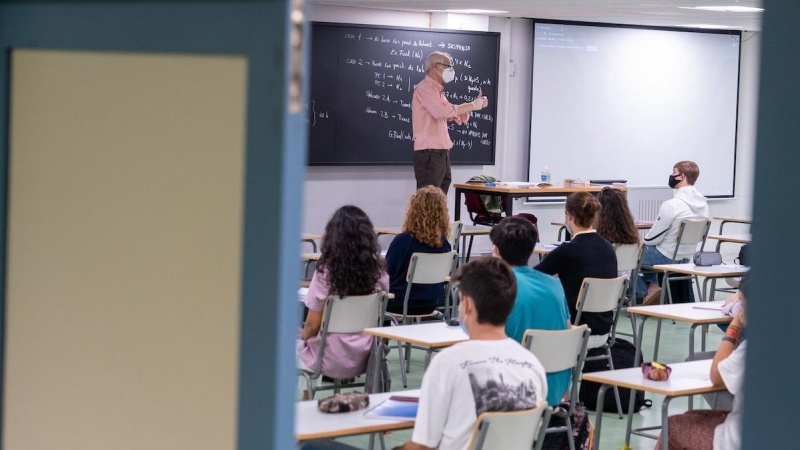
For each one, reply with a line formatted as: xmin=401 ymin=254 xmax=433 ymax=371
xmin=652 ymin=263 xmax=749 ymax=277
xmin=551 ymin=221 xmax=653 ymax=230
xmin=375 ymin=225 xmax=491 ymax=236
xmin=627 ymin=301 xmax=732 ymax=324
xmin=533 ymin=243 xmax=557 ymax=255
xmin=707 ymin=234 xmax=752 ymax=244
xmin=303 ymin=250 xmax=387 ymax=261
xmin=712 ymin=217 xmax=751 ymax=224
xmin=582 ymin=360 xmax=723 ymax=397
xmin=295 ymin=389 xmax=420 ymax=441
xmin=364 ymin=322 xmax=468 ymax=348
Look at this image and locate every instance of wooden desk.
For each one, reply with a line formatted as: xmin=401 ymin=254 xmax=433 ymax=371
xmin=627 ymin=302 xmax=731 ymax=364
xmin=586 ymin=359 xmax=723 ymax=450
xmin=712 ymin=216 xmax=751 ymax=234
xmin=533 ymin=242 xmax=556 ymax=256
xmin=303 ymin=234 xmax=322 ymax=252
xmin=364 ymin=322 xmax=468 ymax=368
xmin=551 ymin=220 xmax=652 ymax=241
xmin=648 ymin=263 xmax=747 ymax=361
xmin=452 ymin=183 xmax=622 ymax=221
xmin=707 ymin=234 xmax=751 ymax=253
xmin=295 ymin=389 xmax=419 ymax=441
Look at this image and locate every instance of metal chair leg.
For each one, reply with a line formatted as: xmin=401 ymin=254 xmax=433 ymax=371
xmin=607 ymin=349 xmax=624 ymax=419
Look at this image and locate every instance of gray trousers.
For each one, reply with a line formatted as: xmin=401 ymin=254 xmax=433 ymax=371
xmin=413 ymin=149 xmax=451 ymax=194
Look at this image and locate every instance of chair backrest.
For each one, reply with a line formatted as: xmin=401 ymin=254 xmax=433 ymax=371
xmin=406 ymin=251 xmax=459 ymax=284
xmin=522 ymin=326 xmax=590 ymax=417
xmin=672 ymin=219 xmax=711 ymax=259
xmin=314 ymin=292 xmax=387 ymax=374
xmin=614 ymin=242 xmax=643 ymax=273
xmin=449 ymin=221 xmax=464 ymax=252
xmin=468 ymin=401 xmax=549 ymax=450
xmin=575 ymin=276 xmax=628 ymax=315
xmin=322 ymin=292 xmax=387 ymax=334
xmin=522 ymin=325 xmax=591 ymax=374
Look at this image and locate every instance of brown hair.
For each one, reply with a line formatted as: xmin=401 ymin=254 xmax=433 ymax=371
xmin=674 ymin=161 xmax=700 ymax=185
xmin=597 ymin=187 xmax=640 ymax=245
xmin=565 ymin=192 xmax=601 ymax=228
xmin=402 ymin=186 xmax=450 ymax=248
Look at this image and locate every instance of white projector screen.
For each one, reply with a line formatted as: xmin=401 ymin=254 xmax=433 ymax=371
xmin=529 ymin=23 xmax=740 ymax=197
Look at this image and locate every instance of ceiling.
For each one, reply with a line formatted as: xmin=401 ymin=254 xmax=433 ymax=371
xmin=311 ymin=0 xmax=764 ymax=31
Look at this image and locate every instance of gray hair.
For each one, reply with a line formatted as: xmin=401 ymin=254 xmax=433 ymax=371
xmin=425 ymin=51 xmax=452 ymax=73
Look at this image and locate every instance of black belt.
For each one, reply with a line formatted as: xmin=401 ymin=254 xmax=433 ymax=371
xmin=418 ymin=149 xmax=450 ymax=154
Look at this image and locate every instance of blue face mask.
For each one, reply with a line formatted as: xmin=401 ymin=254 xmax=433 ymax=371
xmin=565 ymin=223 xmax=572 ymax=236
xmin=459 ymin=320 xmax=469 ymax=337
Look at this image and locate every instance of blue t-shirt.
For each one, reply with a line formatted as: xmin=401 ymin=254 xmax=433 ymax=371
xmin=505 ymin=265 xmax=571 ymax=406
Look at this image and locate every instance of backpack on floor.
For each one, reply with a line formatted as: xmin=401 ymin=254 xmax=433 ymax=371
xmin=540 ymin=403 xmax=593 ymax=450
xmin=579 ymin=339 xmax=651 ymax=414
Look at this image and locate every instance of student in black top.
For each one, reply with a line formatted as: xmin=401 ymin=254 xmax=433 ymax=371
xmin=535 ymin=192 xmax=617 ymax=343
xmin=386 ymin=186 xmax=452 ymax=315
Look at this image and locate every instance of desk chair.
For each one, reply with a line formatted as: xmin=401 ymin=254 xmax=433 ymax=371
xmin=387 ymin=251 xmax=458 ymax=387
xmin=641 ymin=219 xmax=710 ymax=360
xmin=523 ymin=325 xmax=591 ymax=450
xmin=468 ymin=401 xmax=550 ymax=450
xmin=299 ymin=292 xmax=387 ymax=399
xmin=574 ymin=276 xmax=629 ymax=419
xmin=449 ymin=221 xmax=464 ymax=254
xmin=615 ymin=242 xmax=644 ymax=341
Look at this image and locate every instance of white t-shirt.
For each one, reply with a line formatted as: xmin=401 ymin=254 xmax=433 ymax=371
xmin=714 ymin=340 xmax=747 ymax=450
xmin=411 ymin=338 xmax=548 ymax=450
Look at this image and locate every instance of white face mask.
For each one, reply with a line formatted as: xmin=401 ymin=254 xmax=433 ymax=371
xmin=442 ymin=66 xmax=455 ymax=83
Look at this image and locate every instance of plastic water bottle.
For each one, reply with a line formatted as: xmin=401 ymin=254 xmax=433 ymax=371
xmin=540 ymin=166 xmax=551 ymax=184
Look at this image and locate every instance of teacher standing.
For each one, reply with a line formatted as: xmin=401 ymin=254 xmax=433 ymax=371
xmin=411 ymin=51 xmax=488 ymax=194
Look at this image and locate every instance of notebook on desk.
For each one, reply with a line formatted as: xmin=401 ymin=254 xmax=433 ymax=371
xmin=365 ymin=396 xmax=419 ymax=421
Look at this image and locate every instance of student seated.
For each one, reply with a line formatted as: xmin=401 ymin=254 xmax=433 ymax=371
xmin=297 ymin=205 xmax=389 ymax=398
xmin=386 ymin=186 xmax=452 ymax=316
xmin=655 ymin=278 xmax=748 ymax=450
xmin=489 ymin=217 xmax=571 ymax=406
xmin=392 ymin=257 xmax=548 ymax=450
xmin=638 ymin=160 xmax=710 ymax=304
xmin=597 ymin=186 xmax=640 ymax=249
xmin=535 ymin=192 xmax=617 ymax=348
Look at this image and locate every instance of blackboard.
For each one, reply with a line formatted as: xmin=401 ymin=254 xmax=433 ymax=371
xmin=308 ymin=22 xmax=501 ymax=166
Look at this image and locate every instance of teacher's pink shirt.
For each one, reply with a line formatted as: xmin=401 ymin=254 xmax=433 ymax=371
xmin=412 ymin=75 xmax=469 ymax=150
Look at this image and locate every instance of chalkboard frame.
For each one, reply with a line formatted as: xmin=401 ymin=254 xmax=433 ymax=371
xmin=308 ymin=21 xmax=501 ymax=166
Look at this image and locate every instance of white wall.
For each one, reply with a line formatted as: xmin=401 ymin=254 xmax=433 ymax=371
xmin=304 ymin=5 xmax=759 ymax=258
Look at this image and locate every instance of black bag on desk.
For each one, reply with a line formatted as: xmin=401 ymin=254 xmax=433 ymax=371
xmin=579 ymin=339 xmax=650 ymax=414
xmin=737 ymin=244 xmax=750 ymax=266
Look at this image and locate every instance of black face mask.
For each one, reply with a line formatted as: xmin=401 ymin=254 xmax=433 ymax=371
xmin=668 ymin=174 xmax=682 ymax=189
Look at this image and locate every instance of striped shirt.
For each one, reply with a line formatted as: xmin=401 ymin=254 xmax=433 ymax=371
xmin=412 ymin=75 xmax=469 ymax=150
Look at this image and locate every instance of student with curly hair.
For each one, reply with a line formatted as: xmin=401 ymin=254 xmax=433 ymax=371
xmin=298 ymin=205 xmax=389 ymax=397
xmin=597 ymin=186 xmax=640 ymax=246
xmin=386 ymin=186 xmax=452 ymax=315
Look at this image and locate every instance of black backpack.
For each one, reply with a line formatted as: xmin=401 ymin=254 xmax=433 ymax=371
xmin=737 ymin=244 xmax=750 ymax=266
xmin=578 ymin=338 xmax=651 ymax=414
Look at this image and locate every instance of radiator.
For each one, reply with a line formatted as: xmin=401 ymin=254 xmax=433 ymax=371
xmin=626 ymin=186 xmax=673 ymax=237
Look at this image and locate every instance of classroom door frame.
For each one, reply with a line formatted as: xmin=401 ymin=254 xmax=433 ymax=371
xmin=0 ymin=2 xmax=306 ymax=449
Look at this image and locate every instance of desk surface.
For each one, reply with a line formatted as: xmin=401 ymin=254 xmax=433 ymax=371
xmin=534 ymin=243 xmax=557 ymax=255
xmin=652 ymin=263 xmax=749 ymax=277
xmin=303 ymin=234 xmax=322 ymax=241
xmin=374 ymin=225 xmax=491 ymax=236
xmin=364 ymin=322 xmax=468 ymax=348
xmin=627 ymin=301 xmax=732 ymax=324
xmin=550 ymin=220 xmax=653 ymax=230
xmin=582 ymin=360 xmax=722 ymax=397
xmin=295 ymin=389 xmax=419 ymax=441
xmin=453 ymin=183 xmax=618 ymax=195
xmin=713 ymin=216 xmax=752 ymax=224
xmin=707 ymin=234 xmax=751 ymax=244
